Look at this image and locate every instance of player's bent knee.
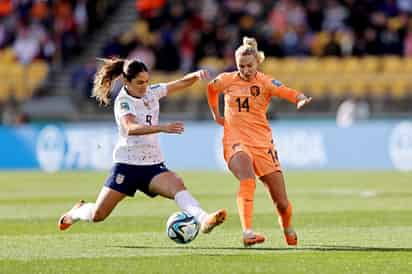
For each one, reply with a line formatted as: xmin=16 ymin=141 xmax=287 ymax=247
xmin=173 ymin=178 xmax=186 ymax=191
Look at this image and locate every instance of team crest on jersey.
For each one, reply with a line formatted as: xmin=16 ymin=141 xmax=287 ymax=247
xmin=232 ymin=143 xmax=241 ymax=151
xmin=250 ymin=85 xmax=260 ymax=97
xmin=115 ymin=174 xmax=125 ymax=184
xmin=272 ymin=79 xmax=282 ymax=87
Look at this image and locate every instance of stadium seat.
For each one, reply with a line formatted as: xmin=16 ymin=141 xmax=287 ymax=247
xmin=348 ymin=77 xmax=368 ymax=97
xmin=260 ymin=57 xmax=282 ymax=74
xmin=359 ymin=56 xmax=379 ymax=73
xmin=188 ymin=80 xmax=207 ymax=100
xmin=281 ymin=57 xmax=300 ymax=73
xmin=382 ymin=55 xmax=403 ymax=73
xmin=341 ymin=57 xmax=362 ymax=73
xmin=389 ymin=77 xmax=410 ymax=99
xmin=404 ymin=57 xmax=412 ymax=73
xmin=27 ymin=61 xmax=49 ymax=94
xmin=0 ymin=63 xmax=12 ymax=102
xmin=300 ymin=58 xmax=322 ymax=74
xmin=321 ymin=57 xmax=340 ymax=74
xmin=0 ymin=47 xmax=16 ymax=64
xmin=198 ymin=57 xmax=225 ymax=74
xmin=329 ymin=77 xmax=350 ymax=98
xmin=366 ymin=75 xmax=388 ymax=98
xmin=306 ymin=79 xmax=327 ymax=96
xmin=9 ymin=63 xmax=28 ymax=102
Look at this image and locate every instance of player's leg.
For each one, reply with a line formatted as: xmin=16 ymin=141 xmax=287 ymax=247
xmin=227 ymin=149 xmax=265 ymax=246
xmin=148 ymin=171 xmax=226 ymax=234
xmin=260 ymin=171 xmax=297 ymax=246
xmin=58 ymin=186 xmax=126 ymax=230
xmin=58 ymin=163 xmax=133 ymax=231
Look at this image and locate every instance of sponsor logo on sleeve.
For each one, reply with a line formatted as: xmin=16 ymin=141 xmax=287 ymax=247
xmin=272 ymin=79 xmax=282 ymax=87
xmin=120 ymin=102 xmax=130 ymax=111
xmin=149 ymin=84 xmax=160 ymax=90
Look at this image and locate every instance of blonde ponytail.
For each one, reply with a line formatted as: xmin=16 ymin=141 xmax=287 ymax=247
xmin=235 ymin=36 xmax=265 ymax=64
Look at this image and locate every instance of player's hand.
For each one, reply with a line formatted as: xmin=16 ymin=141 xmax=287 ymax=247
xmin=162 ymin=122 xmax=184 ymax=134
xmin=297 ymin=96 xmax=312 ymax=110
xmin=193 ymin=69 xmax=210 ymax=80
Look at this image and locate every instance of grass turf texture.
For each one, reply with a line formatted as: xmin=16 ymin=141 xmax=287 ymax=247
xmin=0 ymin=171 xmax=411 ymax=274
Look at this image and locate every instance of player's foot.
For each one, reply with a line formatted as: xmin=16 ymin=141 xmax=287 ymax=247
xmin=200 ymin=208 xmax=227 ymax=234
xmin=278 ymin=216 xmax=298 ymax=246
xmin=58 ymin=200 xmax=85 ymax=231
xmin=243 ymin=231 xmax=266 ymax=247
xmin=282 ymin=227 xmax=298 ymax=246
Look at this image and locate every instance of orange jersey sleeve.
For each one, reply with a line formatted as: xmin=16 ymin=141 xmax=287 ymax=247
xmin=208 ymin=73 xmax=228 ymax=92
xmin=207 ymin=73 xmax=229 ymax=108
xmin=207 ymin=83 xmax=218 ymax=108
xmin=264 ymin=76 xmax=302 ymax=104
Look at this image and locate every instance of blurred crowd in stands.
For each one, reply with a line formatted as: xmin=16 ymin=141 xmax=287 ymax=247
xmin=74 ymin=0 xmax=411 ymax=119
xmin=0 ymin=0 xmax=116 ymax=65
xmin=98 ymin=0 xmax=412 ymax=73
xmin=2 ymin=0 xmax=412 ymax=124
xmin=0 ymin=0 xmax=117 ymax=124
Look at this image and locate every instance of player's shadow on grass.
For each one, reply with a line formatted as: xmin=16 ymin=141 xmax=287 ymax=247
xmin=110 ymin=245 xmax=412 ymax=252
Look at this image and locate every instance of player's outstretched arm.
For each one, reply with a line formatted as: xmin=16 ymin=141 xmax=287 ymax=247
xmin=268 ymin=80 xmax=312 ymax=110
xmin=166 ymin=69 xmax=210 ymax=94
xmin=121 ymin=114 xmax=184 ymax=135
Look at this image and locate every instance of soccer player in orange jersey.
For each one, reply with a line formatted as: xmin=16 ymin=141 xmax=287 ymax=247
xmin=207 ymin=37 xmax=312 ymax=247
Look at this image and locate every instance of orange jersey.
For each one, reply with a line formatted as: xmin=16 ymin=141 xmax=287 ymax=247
xmin=208 ymin=71 xmax=302 ymax=147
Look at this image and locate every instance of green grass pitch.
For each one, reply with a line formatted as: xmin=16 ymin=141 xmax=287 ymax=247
xmin=0 ymin=171 xmax=411 ymax=274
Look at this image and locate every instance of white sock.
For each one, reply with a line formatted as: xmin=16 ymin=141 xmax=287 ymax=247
xmin=174 ymin=190 xmax=208 ymax=224
xmin=69 ymin=203 xmax=95 ymax=222
xmin=243 ymin=229 xmax=254 ymax=237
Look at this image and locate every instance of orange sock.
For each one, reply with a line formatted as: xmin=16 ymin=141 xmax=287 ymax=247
xmin=277 ymin=201 xmax=293 ymax=228
xmin=237 ymin=178 xmax=256 ymax=231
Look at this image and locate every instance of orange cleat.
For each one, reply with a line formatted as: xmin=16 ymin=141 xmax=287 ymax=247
xmin=200 ymin=208 xmax=227 ymax=234
xmin=58 ymin=200 xmax=85 ymax=231
xmin=279 ymin=216 xmax=298 ymax=246
xmin=283 ymin=228 xmax=298 ymax=246
xmin=243 ymin=232 xmax=266 ymax=247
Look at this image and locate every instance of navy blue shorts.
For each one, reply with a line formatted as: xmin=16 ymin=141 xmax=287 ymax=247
xmin=104 ymin=162 xmax=169 ymax=197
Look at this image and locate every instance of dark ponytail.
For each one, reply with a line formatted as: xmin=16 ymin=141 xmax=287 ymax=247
xmin=92 ymin=57 xmax=125 ymax=105
xmin=92 ymin=58 xmax=149 ymax=105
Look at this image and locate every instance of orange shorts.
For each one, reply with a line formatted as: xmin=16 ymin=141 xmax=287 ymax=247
xmin=223 ymin=142 xmax=282 ymax=177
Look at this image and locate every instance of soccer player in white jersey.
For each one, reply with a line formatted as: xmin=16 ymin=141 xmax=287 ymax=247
xmin=58 ymin=58 xmax=227 ymax=234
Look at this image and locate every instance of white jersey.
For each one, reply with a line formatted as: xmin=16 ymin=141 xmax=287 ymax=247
xmin=113 ymin=83 xmax=168 ymax=165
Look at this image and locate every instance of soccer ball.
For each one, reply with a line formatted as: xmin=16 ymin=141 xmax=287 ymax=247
xmin=166 ymin=211 xmax=200 ymax=244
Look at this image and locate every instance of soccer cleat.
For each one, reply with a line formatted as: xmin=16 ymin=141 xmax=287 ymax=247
xmin=283 ymin=227 xmax=298 ymax=246
xmin=278 ymin=216 xmax=298 ymax=246
xmin=200 ymin=208 xmax=227 ymax=234
xmin=243 ymin=232 xmax=266 ymax=247
xmin=58 ymin=200 xmax=85 ymax=231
